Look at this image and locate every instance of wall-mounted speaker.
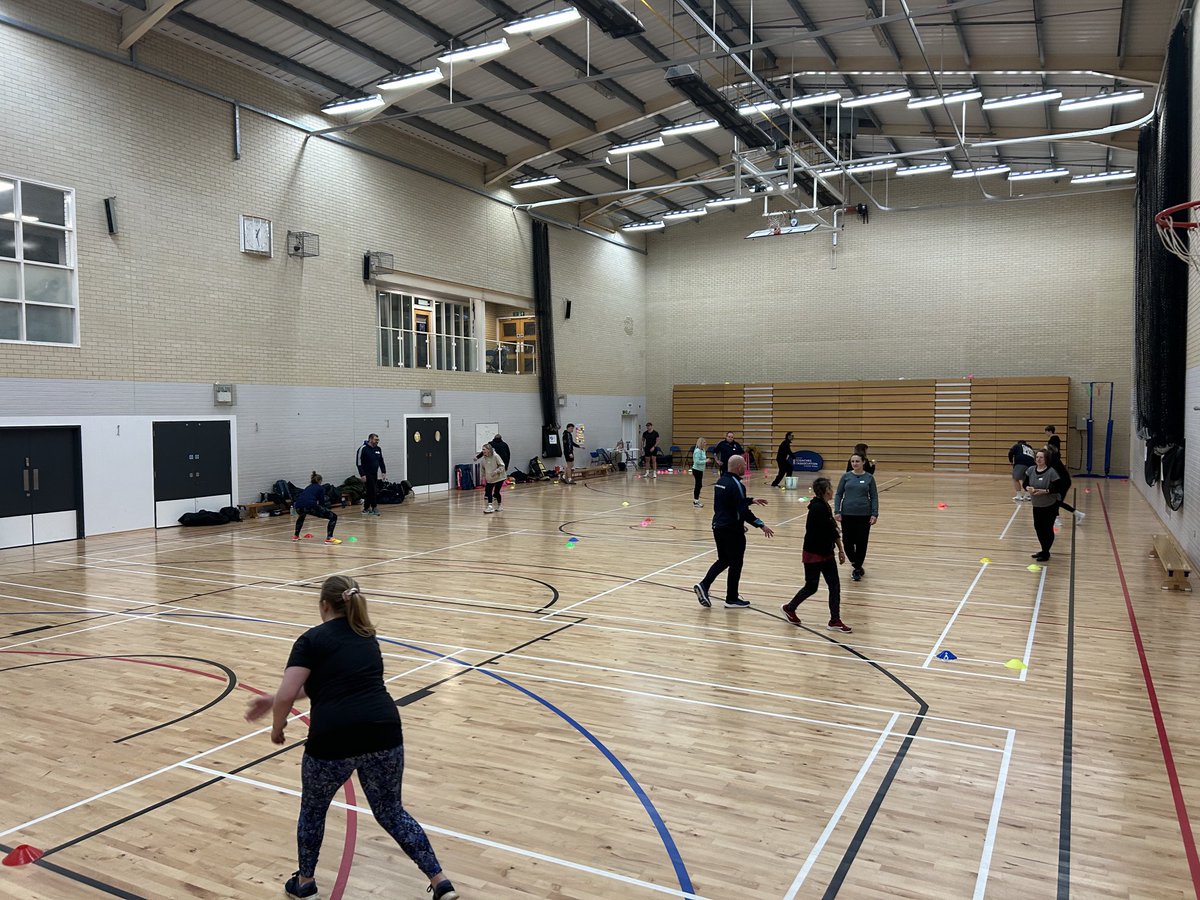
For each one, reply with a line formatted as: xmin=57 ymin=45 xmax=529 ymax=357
xmin=362 ymin=252 xmax=372 ymax=282
xmin=564 ymin=299 xmax=572 ymax=320
xmin=104 ymin=197 xmax=118 ymax=234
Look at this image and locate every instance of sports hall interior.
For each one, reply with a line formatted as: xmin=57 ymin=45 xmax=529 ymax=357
xmin=1 ymin=0 xmax=1198 ymax=898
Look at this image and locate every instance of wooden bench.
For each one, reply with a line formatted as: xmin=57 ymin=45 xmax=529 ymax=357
xmin=574 ymin=466 xmax=609 ymax=481
xmin=241 ymin=500 xmax=287 ymax=519
xmin=1151 ymin=533 xmax=1193 ymax=592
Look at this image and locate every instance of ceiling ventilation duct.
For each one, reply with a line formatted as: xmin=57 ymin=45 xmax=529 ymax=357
xmin=573 ymin=0 xmax=646 ymax=38
xmin=665 ymin=65 xmax=775 ymax=149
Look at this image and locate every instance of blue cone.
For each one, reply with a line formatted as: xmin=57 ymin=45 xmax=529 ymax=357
xmin=936 ymin=650 xmax=958 ymax=661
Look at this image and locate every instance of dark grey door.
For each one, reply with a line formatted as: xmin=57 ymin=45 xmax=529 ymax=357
xmin=0 ymin=427 xmax=82 ymax=548
xmin=153 ymin=421 xmax=232 ymax=501
xmin=405 ymin=417 xmax=449 ymax=489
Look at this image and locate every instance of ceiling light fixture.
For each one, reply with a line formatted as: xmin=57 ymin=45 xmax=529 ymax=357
xmin=608 ymin=136 xmax=665 ymax=156
xmin=1058 ymin=89 xmax=1145 ymax=111
xmin=437 ymin=38 xmax=510 ymax=64
xmin=840 ymin=88 xmax=911 ymax=109
xmin=737 ymin=99 xmax=781 ymax=116
xmin=895 ymin=162 xmax=952 ymax=176
xmin=377 ymin=68 xmax=444 ymax=91
xmin=660 ymin=119 xmax=720 ymax=138
xmin=503 ymin=7 xmax=581 ymax=34
xmin=1007 ymin=167 xmax=1070 ymax=181
xmin=1071 ymin=170 xmax=1136 ymax=183
xmin=662 ymin=208 xmax=708 ymax=221
xmin=781 ymin=91 xmax=842 ymax=109
xmin=705 ymin=196 xmax=753 ymax=208
xmin=842 ymin=160 xmax=898 ymax=174
xmin=981 ymin=89 xmax=1062 ymax=111
xmin=511 ymin=174 xmax=562 ymax=188
xmin=908 ymin=89 xmax=983 ymax=109
xmin=951 ymin=165 xmax=1011 ymax=178
xmin=622 ymin=220 xmax=664 ymax=231
xmin=321 ymin=94 xmax=386 ymax=115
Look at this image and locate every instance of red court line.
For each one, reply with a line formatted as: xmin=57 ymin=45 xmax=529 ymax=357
xmin=0 ymin=650 xmax=358 ymax=893
xmin=1098 ymin=487 xmax=1200 ymax=899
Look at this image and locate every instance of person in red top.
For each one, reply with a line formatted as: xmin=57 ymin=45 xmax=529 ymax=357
xmin=780 ymin=477 xmax=851 ymax=633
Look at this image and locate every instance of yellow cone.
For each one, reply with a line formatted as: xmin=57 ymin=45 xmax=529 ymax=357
xmin=1005 ymin=658 xmax=1027 ymax=670
xmin=980 ymin=557 xmax=992 ymax=564
xmin=1027 ymin=564 xmax=1041 ymax=572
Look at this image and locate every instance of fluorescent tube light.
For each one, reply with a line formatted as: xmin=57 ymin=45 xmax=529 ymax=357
xmin=981 ymin=89 xmax=1062 ymax=111
xmin=951 ymin=165 xmax=1010 ymax=178
xmin=840 ymin=88 xmax=910 ymax=109
xmin=908 ymin=89 xmax=983 ymax=109
xmin=737 ymin=100 xmax=781 ymax=116
xmin=321 ymin=94 xmax=386 ymax=115
xmin=660 ymin=119 xmax=720 ymax=137
xmin=705 ymin=196 xmax=753 ymax=208
xmin=843 ymin=160 xmax=897 ymax=174
xmin=895 ymin=162 xmax=952 ymax=176
xmin=1007 ymin=167 xmax=1070 ymax=181
xmin=1071 ymin=170 xmax=1136 ymax=183
xmin=504 ymin=7 xmax=581 ymax=34
xmin=437 ymin=38 xmax=510 ymax=64
xmin=662 ymin=208 xmax=708 ymax=221
xmin=622 ymin=221 xmax=664 ymax=231
xmin=609 ymin=136 xmax=664 ymax=156
xmin=781 ymin=91 xmax=842 ymax=109
xmin=511 ymin=175 xmax=561 ymax=189
xmin=377 ymin=68 xmax=444 ymax=91
xmin=1059 ymin=89 xmax=1145 ymax=111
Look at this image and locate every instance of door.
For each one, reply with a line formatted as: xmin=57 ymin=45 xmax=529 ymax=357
xmin=152 ymin=421 xmax=233 ymax=527
xmin=405 ymin=416 xmax=450 ymax=493
xmin=0 ymin=427 xmax=83 ymax=549
xmin=414 ymin=308 xmax=432 ymax=369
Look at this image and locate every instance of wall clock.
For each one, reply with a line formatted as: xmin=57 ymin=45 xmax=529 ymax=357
xmin=240 ymin=215 xmax=272 ymax=256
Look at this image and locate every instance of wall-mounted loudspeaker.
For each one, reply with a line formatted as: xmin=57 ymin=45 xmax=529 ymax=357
xmin=362 ymin=253 xmax=372 ymax=282
xmin=564 ymin=299 xmax=572 ymax=319
xmin=104 ymin=197 xmax=118 ymax=234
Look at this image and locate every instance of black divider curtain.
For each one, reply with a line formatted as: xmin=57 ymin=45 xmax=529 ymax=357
xmin=1134 ymin=18 xmax=1190 ymax=468
xmin=532 ymin=221 xmax=559 ymax=429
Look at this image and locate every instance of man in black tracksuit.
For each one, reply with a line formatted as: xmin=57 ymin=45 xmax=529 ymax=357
xmin=694 ymin=455 xmax=774 ymax=608
xmin=356 ymin=433 xmax=387 ymax=516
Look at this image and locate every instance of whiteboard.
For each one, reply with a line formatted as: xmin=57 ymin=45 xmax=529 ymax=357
xmin=475 ymin=422 xmax=499 ymax=452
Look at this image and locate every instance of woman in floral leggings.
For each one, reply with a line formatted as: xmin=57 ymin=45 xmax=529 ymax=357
xmin=247 ymin=575 xmax=459 ymax=899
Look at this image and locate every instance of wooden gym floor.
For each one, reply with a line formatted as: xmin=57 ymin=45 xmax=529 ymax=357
xmin=0 ymin=470 xmax=1197 ymax=899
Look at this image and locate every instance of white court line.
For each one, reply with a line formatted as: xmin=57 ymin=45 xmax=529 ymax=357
xmin=973 ymin=729 xmax=1016 ymax=900
xmin=998 ymin=505 xmax=1023 ymax=541
xmin=923 ymin=562 xmax=990 ymax=668
xmin=542 ymin=549 xmax=715 ymax=619
xmin=179 ymin=763 xmax=710 ymax=899
xmin=782 ymin=712 xmax=902 ymax=899
xmin=1017 ymin=566 xmax=1047 ymax=682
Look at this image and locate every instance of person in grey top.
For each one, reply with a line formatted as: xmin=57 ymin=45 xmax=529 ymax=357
xmin=1022 ymin=449 xmax=1061 ymax=561
xmin=834 ymin=454 xmax=879 ymax=582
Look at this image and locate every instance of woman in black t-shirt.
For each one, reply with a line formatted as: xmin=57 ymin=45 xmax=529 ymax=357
xmin=247 ymin=575 xmax=459 ymax=900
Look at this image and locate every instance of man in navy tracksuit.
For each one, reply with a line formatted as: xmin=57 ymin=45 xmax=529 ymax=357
xmin=356 ymin=433 xmax=387 ymax=516
xmin=694 ymin=455 xmax=775 ymax=608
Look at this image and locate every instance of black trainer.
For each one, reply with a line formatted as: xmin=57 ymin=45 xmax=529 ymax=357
xmin=724 ymin=598 xmax=751 ymax=608
xmin=284 ymin=873 xmax=318 ymax=899
xmin=694 ymin=583 xmax=711 ymax=607
xmin=429 ymin=880 xmax=460 ymax=900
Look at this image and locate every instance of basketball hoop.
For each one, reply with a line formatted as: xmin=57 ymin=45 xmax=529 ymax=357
xmin=1155 ymin=200 xmax=1200 ymax=269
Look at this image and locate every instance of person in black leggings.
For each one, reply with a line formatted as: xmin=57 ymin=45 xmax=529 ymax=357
xmin=246 ymin=575 xmax=459 ymax=900
xmin=834 ymin=453 xmax=879 ymax=582
xmin=1022 ymin=450 xmax=1061 ymax=561
xmin=1044 ymin=445 xmax=1084 ymax=524
xmin=691 ymin=437 xmax=708 ymax=508
xmin=292 ymin=472 xmax=340 ymax=544
xmin=771 ymin=432 xmax=794 ymax=487
xmin=781 ymin=477 xmax=851 ymax=633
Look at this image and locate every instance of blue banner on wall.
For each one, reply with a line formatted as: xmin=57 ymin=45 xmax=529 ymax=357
xmin=791 ymin=450 xmax=823 ymax=472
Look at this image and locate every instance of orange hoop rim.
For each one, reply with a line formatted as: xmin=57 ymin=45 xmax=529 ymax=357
xmin=1155 ymin=200 xmax=1200 ymax=230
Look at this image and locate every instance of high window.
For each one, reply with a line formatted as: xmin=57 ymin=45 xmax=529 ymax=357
xmin=0 ymin=175 xmax=77 ymax=345
xmin=378 ymin=292 xmax=475 ymax=371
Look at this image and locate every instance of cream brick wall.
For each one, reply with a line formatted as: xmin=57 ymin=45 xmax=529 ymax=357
xmin=0 ymin=0 xmax=646 ymax=399
xmin=644 ymin=181 xmax=1134 ymax=472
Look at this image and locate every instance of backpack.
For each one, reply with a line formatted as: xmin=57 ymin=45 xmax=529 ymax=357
xmin=528 ymin=457 xmax=550 ymax=479
xmin=455 ymin=464 xmax=475 ymax=491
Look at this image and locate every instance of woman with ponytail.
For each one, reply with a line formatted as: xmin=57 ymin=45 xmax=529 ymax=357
xmin=292 ymin=472 xmax=340 ymax=544
xmin=246 ymin=575 xmax=459 ymax=899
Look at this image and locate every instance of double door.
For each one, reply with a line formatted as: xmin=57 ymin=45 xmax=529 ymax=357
xmin=405 ymin=416 xmax=450 ymax=493
xmin=152 ymin=421 xmax=233 ymax=527
xmin=0 ymin=427 xmax=83 ymax=549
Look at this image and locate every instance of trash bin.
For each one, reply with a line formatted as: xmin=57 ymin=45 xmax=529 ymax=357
xmin=784 ymin=476 xmax=799 ymax=490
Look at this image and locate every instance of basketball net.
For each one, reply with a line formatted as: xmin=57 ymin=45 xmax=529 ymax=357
xmin=1155 ymin=200 xmax=1200 ymax=270
xmin=766 ymin=212 xmax=788 ymax=236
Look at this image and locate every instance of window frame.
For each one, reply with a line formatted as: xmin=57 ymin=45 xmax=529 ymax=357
xmin=376 ymin=290 xmax=475 ymax=373
xmin=0 ymin=173 xmax=79 ymax=348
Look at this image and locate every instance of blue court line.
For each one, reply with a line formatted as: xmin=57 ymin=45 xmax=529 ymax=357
xmin=157 ymin=612 xmax=696 ymax=895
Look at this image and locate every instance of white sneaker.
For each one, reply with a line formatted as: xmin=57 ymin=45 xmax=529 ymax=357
xmin=484 ymin=504 xmax=494 ymax=514
xmin=1074 ymin=510 xmax=1086 ymax=523
xmin=693 ymin=500 xmax=702 ymax=508
xmin=1012 ymin=495 xmax=1024 ymax=501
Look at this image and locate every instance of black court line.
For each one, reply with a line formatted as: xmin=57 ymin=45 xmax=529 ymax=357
xmin=0 ymin=654 xmax=239 ymax=744
xmin=346 ymin=568 xmax=560 ymax=612
xmin=751 ymin=607 xmax=929 ymax=898
xmin=0 ymin=841 xmax=146 ymax=899
xmin=1057 ymin=491 xmax=1079 ymax=899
